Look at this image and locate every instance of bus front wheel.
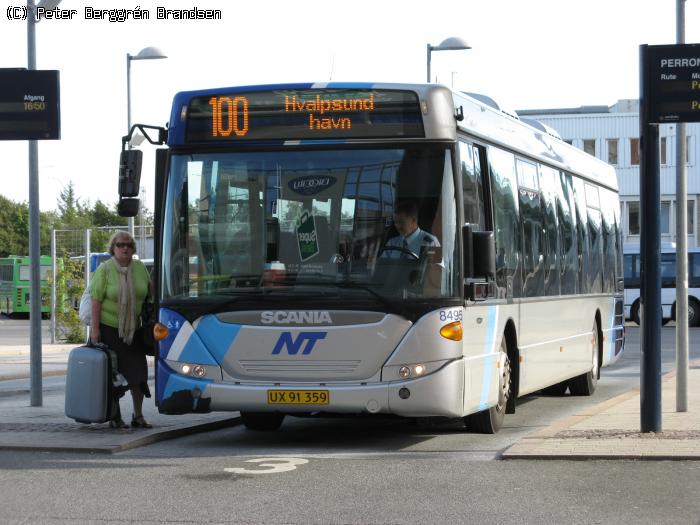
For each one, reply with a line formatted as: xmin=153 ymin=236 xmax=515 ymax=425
xmin=241 ymin=412 xmax=285 ymax=431
xmin=464 ymin=338 xmax=511 ymax=434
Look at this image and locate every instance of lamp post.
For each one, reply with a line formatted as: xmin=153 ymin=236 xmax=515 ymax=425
xmin=27 ymin=0 xmax=62 ymax=407
xmin=426 ymin=37 xmax=471 ymax=83
xmin=126 ymin=46 xmax=167 ymax=236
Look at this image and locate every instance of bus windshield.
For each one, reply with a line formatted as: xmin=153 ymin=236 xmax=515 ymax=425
xmin=162 ymin=145 xmax=459 ymax=307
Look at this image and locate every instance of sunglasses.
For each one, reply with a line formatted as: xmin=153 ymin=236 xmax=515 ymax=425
xmin=115 ymin=242 xmax=134 ymax=249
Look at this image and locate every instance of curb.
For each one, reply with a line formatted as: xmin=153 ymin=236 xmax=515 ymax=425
xmin=0 ymin=416 xmax=241 ymax=454
xmin=501 ymin=360 xmax=700 ymax=461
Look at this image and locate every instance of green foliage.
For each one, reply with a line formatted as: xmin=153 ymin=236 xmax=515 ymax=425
xmin=50 ymin=256 xmax=86 ymax=344
xmin=0 ymin=195 xmax=55 ymax=257
xmin=0 ymin=182 xmax=128 ymax=257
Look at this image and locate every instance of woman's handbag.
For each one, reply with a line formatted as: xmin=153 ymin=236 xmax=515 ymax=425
xmin=78 ymin=286 xmax=92 ymax=326
xmin=140 ymin=300 xmax=156 ymax=356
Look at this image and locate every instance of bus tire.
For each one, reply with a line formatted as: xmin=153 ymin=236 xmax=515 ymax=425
xmin=464 ymin=338 xmax=510 ymax=434
xmin=241 ymin=412 xmax=285 ymax=431
xmin=568 ymin=320 xmax=600 ymax=396
xmin=631 ymin=301 xmax=641 ymax=326
xmin=541 ymin=381 xmax=568 ymax=396
xmin=688 ymin=299 xmax=700 ymax=327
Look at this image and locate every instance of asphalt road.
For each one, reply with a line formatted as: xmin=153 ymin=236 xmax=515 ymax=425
xmin=1 ymin=326 xmax=699 ymax=523
xmin=0 ymin=315 xmax=53 ymax=345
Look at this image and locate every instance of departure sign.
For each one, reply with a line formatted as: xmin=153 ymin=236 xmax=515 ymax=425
xmin=644 ymin=43 xmax=700 ymax=123
xmin=185 ymin=89 xmax=424 ymax=142
xmin=0 ymin=70 xmax=60 ymax=140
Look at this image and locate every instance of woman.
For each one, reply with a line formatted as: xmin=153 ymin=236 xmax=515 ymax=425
xmin=90 ymin=231 xmax=152 ymax=429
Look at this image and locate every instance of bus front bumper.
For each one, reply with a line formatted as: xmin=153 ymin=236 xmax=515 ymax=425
xmin=157 ymin=358 xmax=465 ymax=418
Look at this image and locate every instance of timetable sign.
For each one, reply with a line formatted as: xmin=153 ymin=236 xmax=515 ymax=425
xmin=0 ymin=69 xmax=60 ymax=140
xmin=645 ymin=43 xmax=700 ymax=123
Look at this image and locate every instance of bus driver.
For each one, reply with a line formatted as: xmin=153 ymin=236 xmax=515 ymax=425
xmin=382 ymin=200 xmax=440 ymax=259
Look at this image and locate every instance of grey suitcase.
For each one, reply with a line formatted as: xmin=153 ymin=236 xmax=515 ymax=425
xmin=65 ymin=343 xmax=128 ymax=423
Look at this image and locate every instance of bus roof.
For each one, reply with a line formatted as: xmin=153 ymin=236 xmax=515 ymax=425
xmin=167 ymin=82 xmax=618 ymax=191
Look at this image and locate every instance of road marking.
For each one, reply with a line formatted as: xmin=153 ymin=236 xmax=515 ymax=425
xmin=224 ymin=457 xmax=308 ymax=475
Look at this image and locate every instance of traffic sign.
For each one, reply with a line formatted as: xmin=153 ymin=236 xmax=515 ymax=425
xmin=644 ymin=44 xmax=700 ymax=123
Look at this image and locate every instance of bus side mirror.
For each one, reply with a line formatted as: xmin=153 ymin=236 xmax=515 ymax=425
xmin=117 ymin=198 xmax=140 ymax=217
xmin=118 ymin=149 xmax=143 ymax=198
xmin=463 ymin=225 xmax=496 ymax=301
xmin=472 ymin=231 xmax=496 ymax=280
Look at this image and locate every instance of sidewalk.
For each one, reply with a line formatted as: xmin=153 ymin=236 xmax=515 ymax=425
xmin=0 ymin=344 xmax=239 ymax=453
xmin=502 ymin=361 xmax=700 ymax=460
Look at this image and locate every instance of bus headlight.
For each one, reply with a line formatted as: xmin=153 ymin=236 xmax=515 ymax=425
xmin=386 ymin=360 xmax=451 ymax=381
xmin=167 ymin=359 xmax=221 ymax=380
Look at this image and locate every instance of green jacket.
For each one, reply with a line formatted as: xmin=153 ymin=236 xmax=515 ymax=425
xmin=90 ymin=258 xmax=150 ymax=329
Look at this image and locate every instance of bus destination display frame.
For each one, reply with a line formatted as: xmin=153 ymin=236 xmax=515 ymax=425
xmin=184 ymin=88 xmax=425 ymax=142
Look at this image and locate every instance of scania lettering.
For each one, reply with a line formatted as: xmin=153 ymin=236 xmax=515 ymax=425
xmin=261 ymin=311 xmax=333 ymax=324
xmin=119 ymin=83 xmax=625 ymax=433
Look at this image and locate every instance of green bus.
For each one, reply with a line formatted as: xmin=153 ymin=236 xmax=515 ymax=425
xmin=0 ymin=255 xmax=52 ymax=316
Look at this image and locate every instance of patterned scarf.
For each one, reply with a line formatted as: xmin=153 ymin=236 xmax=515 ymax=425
xmin=112 ymin=257 xmax=136 ymax=345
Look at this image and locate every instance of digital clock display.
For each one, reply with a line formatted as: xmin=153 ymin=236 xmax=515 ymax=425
xmin=184 ymin=88 xmax=424 ymax=142
xmin=0 ymin=70 xmax=60 ymax=141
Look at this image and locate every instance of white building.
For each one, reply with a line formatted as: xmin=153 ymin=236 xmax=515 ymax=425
xmin=518 ymin=100 xmax=699 ymax=250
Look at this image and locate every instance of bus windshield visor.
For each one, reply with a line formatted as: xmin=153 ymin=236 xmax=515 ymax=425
xmin=161 ymin=146 xmax=459 ymax=305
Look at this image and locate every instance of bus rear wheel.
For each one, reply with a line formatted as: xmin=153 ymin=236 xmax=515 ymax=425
xmin=464 ymin=338 xmax=511 ymax=434
xmin=674 ymin=299 xmax=700 ymax=327
xmin=240 ymin=412 xmax=285 ymax=431
xmin=631 ymin=301 xmax=641 ymax=325
xmin=568 ymin=320 xmax=600 ymax=396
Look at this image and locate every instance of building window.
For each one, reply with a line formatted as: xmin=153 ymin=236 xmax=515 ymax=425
xmin=630 ymin=138 xmax=640 ymax=165
xmin=607 ymin=139 xmax=618 ymax=165
xmin=688 ymin=200 xmax=695 ymax=235
xmin=660 ymin=137 xmax=667 ymax=164
xmin=583 ymin=139 xmax=596 ymax=156
xmin=628 ymin=201 xmax=640 ymax=235
xmin=661 ymin=201 xmax=671 ymax=234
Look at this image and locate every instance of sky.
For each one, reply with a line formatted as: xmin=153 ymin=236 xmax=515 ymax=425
xmin=0 ymin=0 xmax=699 ymax=212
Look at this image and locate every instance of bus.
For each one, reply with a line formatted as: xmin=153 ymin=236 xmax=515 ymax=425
xmin=624 ymin=246 xmax=700 ymax=326
xmin=118 ymin=83 xmax=625 ymax=433
xmin=0 ymin=255 xmax=52 ymax=316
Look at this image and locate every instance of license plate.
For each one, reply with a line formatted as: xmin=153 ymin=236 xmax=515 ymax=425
xmin=267 ymin=390 xmax=330 ymax=405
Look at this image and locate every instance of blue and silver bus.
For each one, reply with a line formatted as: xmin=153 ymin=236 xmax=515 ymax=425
xmin=118 ymin=83 xmax=625 ymax=433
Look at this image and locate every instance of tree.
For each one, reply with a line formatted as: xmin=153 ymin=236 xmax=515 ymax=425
xmin=0 ymin=195 xmax=54 ymax=257
xmin=91 ymin=200 xmax=127 ymax=228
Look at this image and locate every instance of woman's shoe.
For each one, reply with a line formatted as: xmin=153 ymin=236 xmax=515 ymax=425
xmin=109 ymin=419 xmax=130 ymax=429
xmin=131 ymin=414 xmax=153 ymax=428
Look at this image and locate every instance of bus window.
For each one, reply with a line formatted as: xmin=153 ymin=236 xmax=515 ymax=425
xmin=660 ymin=253 xmax=676 ymax=287
xmin=517 ymin=158 xmax=544 ymax=297
xmin=459 ymin=141 xmax=485 ymax=229
xmin=572 ymin=177 xmax=591 ymax=293
xmin=557 ymin=172 xmax=578 ymax=295
xmin=488 ymin=147 xmax=521 ymax=299
xmin=540 ymin=165 xmax=560 ymax=296
xmin=585 ymin=183 xmax=603 ymax=293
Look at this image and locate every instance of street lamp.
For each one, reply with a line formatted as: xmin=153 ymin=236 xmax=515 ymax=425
xmin=426 ymin=37 xmax=471 ymax=83
xmin=126 ymin=46 xmax=167 ymax=236
xmin=27 ymin=0 xmax=63 ymax=407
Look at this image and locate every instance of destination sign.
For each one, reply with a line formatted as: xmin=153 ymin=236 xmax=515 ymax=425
xmin=0 ymin=70 xmax=60 ymax=140
xmin=645 ymin=43 xmax=700 ymax=123
xmin=185 ymin=89 xmax=424 ymax=142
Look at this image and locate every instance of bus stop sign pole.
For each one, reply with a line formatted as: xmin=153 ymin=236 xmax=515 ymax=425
xmin=640 ymin=42 xmax=700 ymax=431
xmin=639 ymin=44 xmax=662 ymax=432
